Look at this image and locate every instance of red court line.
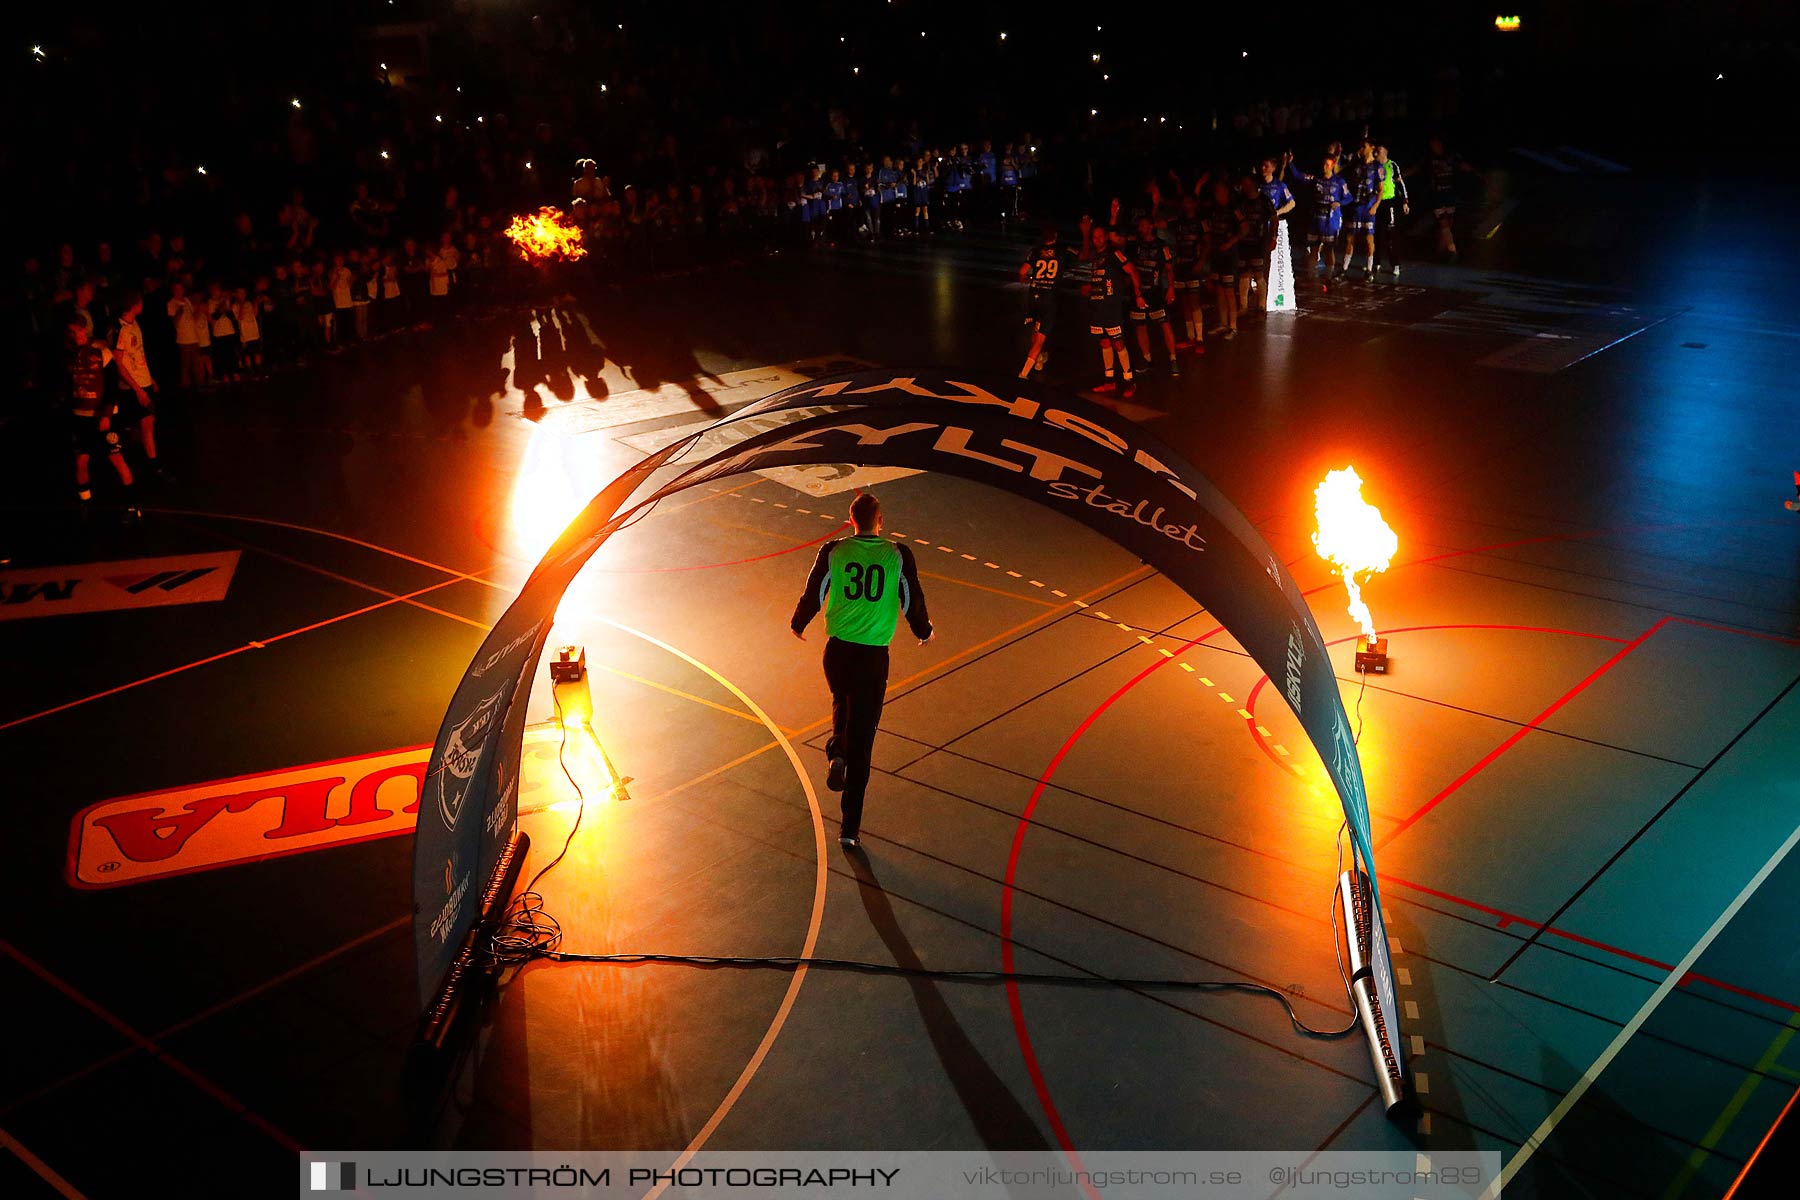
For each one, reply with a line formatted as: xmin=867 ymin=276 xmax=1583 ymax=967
xmin=1003 ymin=526 xmax=1797 ymax=1156
xmin=0 ymin=571 xmax=489 ymax=734
xmin=1382 ymin=876 xmax=1800 ymax=1014
xmin=0 ymin=940 xmax=303 ymax=1153
xmin=1725 ymin=1082 xmax=1800 ymax=1199
xmin=1001 ymin=623 xmax=1231 ymax=1197
xmin=1374 ymin=617 xmax=1672 ymax=850
xmin=595 ymin=522 xmax=850 ymax=573
xmin=1242 ymin=623 xmax=1634 ymax=781
xmin=1669 ymin=617 xmax=1800 ymax=648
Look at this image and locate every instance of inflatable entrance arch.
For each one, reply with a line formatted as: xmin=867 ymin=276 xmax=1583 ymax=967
xmin=412 ymin=370 xmax=1409 ymax=1110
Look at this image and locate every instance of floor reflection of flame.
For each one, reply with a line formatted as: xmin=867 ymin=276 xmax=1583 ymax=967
xmin=503 ymin=311 xmax=608 ymax=558
xmin=507 ymin=726 xmax=687 ymax=1147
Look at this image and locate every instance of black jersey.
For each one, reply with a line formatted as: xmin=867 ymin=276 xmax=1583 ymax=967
xmin=1131 ymin=238 xmax=1172 ymax=292
xmin=1102 ymin=248 xmax=1136 ymax=300
xmin=69 ymin=344 xmax=108 ymax=406
xmin=1427 ymin=153 xmax=1463 ymax=195
xmin=1024 ymin=244 xmax=1062 ymax=295
xmin=1169 ymin=217 xmax=1203 ymax=267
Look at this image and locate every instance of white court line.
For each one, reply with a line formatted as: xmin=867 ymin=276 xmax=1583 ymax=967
xmin=1482 ymin=817 xmax=1800 ymax=1198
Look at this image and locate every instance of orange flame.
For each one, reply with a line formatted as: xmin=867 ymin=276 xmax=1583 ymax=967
xmin=1312 ymin=466 xmax=1397 ymax=640
xmin=504 ymin=206 xmax=587 ymax=263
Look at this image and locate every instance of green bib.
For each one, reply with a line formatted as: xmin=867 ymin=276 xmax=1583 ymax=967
xmin=825 ymin=537 xmax=903 ymax=646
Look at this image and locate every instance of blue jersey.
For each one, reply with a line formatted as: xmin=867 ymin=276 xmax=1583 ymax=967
xmin=824 ymin=180 xmax=845 ymax=211
xmin=946 ymin=159 xmax=971 ymax=193
xmin=1349 ymin=161 xmax=1382 ymax=213
xmin=978 ymin=151 xmax=998 ymax=183
xmin=877 ymin=167 xmax=898 ymax=203
xmin=1257 ymin=179 xmax=1293 ymax=219
xmin=1289 ymin=166 xmax=1350 ymax=234
xmin=999 ymin=159 xmax=1019 ymax=186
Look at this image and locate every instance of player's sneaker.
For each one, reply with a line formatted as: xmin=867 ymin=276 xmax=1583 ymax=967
xmin=1120 ymin=382 xmax=1136 ymax=399
xmin=838 ymin=832 xmax=861 ymax=849
xmin=1170 ymin=362 xmax=1182 ymax=377
xmin=827 ymin=758 xmax=846 ymax=792
xmin=1093 ymin=381 xmax=1117 ymax=394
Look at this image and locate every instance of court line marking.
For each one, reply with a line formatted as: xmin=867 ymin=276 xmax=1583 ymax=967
xmin=0 ymin=566 xmax=506 ymax=733
xmin=1377 ymin=617 xmax=1671 ymax=848
xmin=0 ymin=915 xmax=413 ymax=1119
xmin=594 ymin=618 xmax=827 ymax=1200
xmin=0 ymin=1128 xmax=88 ymax=1200
xmin=0 ymin=939 xmax=303 ymax=1154
xmin=1725 ymin=1085 xmax=1800 ymax=1198
xmin=1481 ymin=815 xmax=1800 ymax=1199
xmin=1664 ymin=1013 xmax=1800 ymax=1198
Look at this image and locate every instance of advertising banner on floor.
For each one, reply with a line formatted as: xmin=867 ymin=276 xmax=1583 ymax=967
xmin=414 ymin=370 xmax=1407 ymax=1109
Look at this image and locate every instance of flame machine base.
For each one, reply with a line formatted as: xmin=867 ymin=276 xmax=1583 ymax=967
xmin=1354 ymin=635 xmax=1390 ymax=674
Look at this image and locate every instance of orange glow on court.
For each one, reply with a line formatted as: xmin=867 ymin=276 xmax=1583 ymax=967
xmin=504 ymin=206 xmax=587 ymax=263
xmin=1312 ymin=466 xmax=1397 ymax=639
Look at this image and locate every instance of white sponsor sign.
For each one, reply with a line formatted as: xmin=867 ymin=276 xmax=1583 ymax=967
xmin=0 ymin=551 xmax=240 ymax=620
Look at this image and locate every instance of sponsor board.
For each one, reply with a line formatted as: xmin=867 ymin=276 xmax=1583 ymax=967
xmin=0 ymin=551 xmax=240 ymax=621
xmin=69 ymin=730 xmax=573 ymax=889
xmin=68 ymin=746 xmax=430 ymax=889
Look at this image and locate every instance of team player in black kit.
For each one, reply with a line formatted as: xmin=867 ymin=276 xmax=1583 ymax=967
xmin=1203 ymin=179 xmax=1243 ymax=339
xmin=1415 ymin=136 xmax=1480 ymax=261
xmin=1169 ymin=196 xmax=1208 ymax=352
xmin=1081 ymin=224 xmax=1140 ymax=398
xmin=65 ymin=316 xmax=139 ymax=516
xmin=1018 ymin=225 xmax=1061 ymax=379
xmin=1130 ymin=217 xmax=1181 ymax=377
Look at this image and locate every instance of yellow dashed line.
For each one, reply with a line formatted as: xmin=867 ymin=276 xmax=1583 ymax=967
xmin=1273 ymin=745 xmax=1290 ymax=757
xmin=1396 ymin=968 xmax=1413 ymax=987
xmin=1414 ymin=1072 xmax=1430 ymax=1095
xmin=796 ymin=508 xmax=811 ymax=515
xmin=1093 ymin=611 xmax=1110 ymax=620
xmin=1137 ymin=634 xmax=1154 ymax=645
xmin=1404 ymin=1000 xmax=1420 ymax=1020
xmin=1006 ymin=570 xmax=1022 ymax=578
xmin=1411 ymin=1035 xmax=1426 ymax=1057
xmin=1256 ymin=725 xmax=1271 ymax=737
xmin=1117 ymin=622 xmax=1132 ymax=631
xmin=983 ymin=562 xmax=1000 ymax=569
xmin=1073 ymin=599 xmax=1089 ymax=608
xmin=1217 ymin=692 xmax=1234 ymax=703
xmin=1178 ymin=663 xmax=1195 ymax=673
xmin=914 ymin=538 xmax=930 ymax=544
xmin=1420 ymin=1113 xmax=1432 ymax=1136
xmin=961 ymin=554 xmax=977 ymax=561
xmin=1158 ymin=648 xmax=1174 ymax=658
xmin=1028 ymin=579 xmax=1044 ymax=587
xmin=1051 ymin=589 xmax=1067 ymax=597
xmin=1236 ymin=708 xmax=1253 ymax=719
xmin=1199 ymin=677 xmax=1214 ymax=687
xmin=773 ymin=502 xmax=788 ymax=508
xmin=750 ymin=496 xmax=765 ymax=503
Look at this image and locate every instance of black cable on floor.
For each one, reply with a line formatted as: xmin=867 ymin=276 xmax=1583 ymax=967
xmin=489 ymin=702 xmax=1360 ymax=1040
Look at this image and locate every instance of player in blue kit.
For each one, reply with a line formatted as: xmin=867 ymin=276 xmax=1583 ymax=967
xmin=823 ymin=168 xmax=847 ymax=245
xmin=1341 ymin=140 xmax=1382 ymax=278
xmin=1250 ymin=159 xmax=1296 ymax=313
xmin=1283 ymin=150 xmax=1351 ymax=287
